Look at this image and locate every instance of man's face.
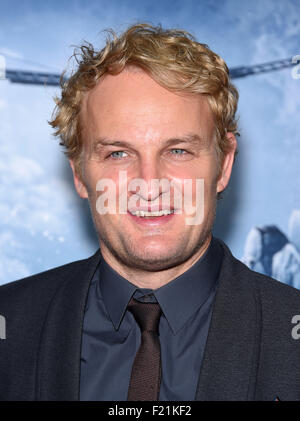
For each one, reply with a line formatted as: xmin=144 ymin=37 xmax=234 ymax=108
xmin=70 ymin=69 xmax=236 ymax=272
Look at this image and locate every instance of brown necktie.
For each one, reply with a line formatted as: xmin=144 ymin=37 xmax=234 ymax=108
xmin=127 ymin=297 xmax=162 ymax=401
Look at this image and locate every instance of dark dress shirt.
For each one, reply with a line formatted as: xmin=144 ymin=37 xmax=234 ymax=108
xmin=79 ymin=236 xmax=224 ymax=401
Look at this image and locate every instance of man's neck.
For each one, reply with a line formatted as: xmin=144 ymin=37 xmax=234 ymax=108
xmin=99 ymin=234 xmax=212 ymax=290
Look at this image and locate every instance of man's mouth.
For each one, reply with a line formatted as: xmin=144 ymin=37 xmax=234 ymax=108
xmin=129 ymin=209 xmax=175 ymax=218
xmin=127 ymin=208 xmax=177 ymax=225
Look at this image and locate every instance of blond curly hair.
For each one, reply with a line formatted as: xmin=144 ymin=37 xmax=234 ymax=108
xmin=50 ymin=23 xmax=239 ymax=179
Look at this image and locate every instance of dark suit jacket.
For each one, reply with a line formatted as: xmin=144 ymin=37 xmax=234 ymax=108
xmin=1 ymin=238 xmax=300 ymax=401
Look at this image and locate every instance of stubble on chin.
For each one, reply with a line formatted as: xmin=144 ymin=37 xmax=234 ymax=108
xmin=94 ymin=191 xmax=218 ymax=273
xmin=97 ymin=220 xmax=213 ymax=273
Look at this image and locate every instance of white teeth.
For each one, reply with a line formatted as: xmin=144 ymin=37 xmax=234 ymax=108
xmin=131 ymin=209 xmax=174 ymax=217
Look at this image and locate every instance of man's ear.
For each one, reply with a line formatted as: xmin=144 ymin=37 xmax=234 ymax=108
xmin=216 ymin=133 xmax=237 ymax=194
xmin=69 ymin=159 xmax=88 ymax=199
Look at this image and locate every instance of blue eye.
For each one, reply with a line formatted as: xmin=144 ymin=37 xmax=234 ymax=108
xmin=109 ymin=151 xmax=128 ymax=159
xmin=171 ymin=149 xmax=187 ymax=155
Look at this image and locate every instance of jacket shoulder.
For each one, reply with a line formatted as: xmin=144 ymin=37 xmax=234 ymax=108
xmin=0 ymin=250 xmax=99 ymax=311
xmin=217 ymin=237 xmax=300 ymax=307
xmin=0 ymin=250 xmax=100 ymax=401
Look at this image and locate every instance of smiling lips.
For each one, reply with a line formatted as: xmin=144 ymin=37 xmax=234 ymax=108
xmin=128 ymin=208 xmax=176 ymax=225
xmin=128 ymin=203 xmax=177 ymax=216
xmin=130 ymin=209 xmax=174 ymax=217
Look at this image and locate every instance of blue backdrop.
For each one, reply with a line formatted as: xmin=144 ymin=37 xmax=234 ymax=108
xmin=0 ymin=0 xmax=299 ymax=286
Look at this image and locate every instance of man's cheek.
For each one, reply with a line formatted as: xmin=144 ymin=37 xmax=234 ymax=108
xmin=182 ymin=179 xmax=205 ymax=226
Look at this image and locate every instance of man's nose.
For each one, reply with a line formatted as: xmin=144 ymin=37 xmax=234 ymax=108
xmin=133 ymin=157 xmax=167 ymax=201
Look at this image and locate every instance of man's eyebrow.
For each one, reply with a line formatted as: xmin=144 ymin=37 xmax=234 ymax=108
xmin=163 ymin=134 xmax=210 ymax=148
xmin=92 ymin=138 xmax=133 ymax=148
xmin=92 ymin=134 xmax=209 ymax=149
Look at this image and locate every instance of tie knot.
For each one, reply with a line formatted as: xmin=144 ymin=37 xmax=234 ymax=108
xmin=127 ymin=297 xmax=162 ymax=333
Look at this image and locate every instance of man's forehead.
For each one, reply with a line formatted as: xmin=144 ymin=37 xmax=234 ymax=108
xmin=81 ymin=67 xmax=209 ymax=110
xmin=82 ymin=67 xmax=155 ymax=107
xmin=79 ymin=68 xmax=214 ymax=141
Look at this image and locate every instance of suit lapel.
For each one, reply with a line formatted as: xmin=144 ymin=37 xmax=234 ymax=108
xmin=195 ymin=241 xmax=262 ymax=401
xmin=36 ymin=249 xmax=101 ymax=401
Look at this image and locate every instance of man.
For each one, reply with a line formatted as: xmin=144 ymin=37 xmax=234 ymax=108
xmin=1 ymin=23 xmax=300 ymax=401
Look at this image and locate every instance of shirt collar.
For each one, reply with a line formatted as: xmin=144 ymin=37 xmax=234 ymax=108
xmin=98 ymin=236 xmax=223 ymax=334
xmin=154 ymin=236 xmax=223 ymax=334
xmin=99 ymin=257 xmax=137 ymax=331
